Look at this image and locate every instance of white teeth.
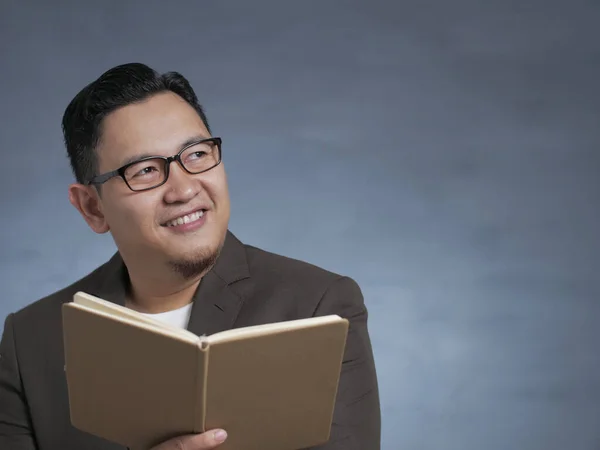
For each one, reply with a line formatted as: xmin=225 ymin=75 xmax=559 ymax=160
xmin=167 ymin=210 xmax=205 ymax=227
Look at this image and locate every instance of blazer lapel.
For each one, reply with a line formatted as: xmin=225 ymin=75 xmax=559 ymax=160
xmin=186 ymin=270 xmax=243 ymax=337
xmin=186 ymin=230 xmax=250 ymax=337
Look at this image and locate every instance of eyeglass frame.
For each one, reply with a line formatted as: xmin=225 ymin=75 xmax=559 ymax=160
xmin=86 ymin=137 xmax=223 ymax=192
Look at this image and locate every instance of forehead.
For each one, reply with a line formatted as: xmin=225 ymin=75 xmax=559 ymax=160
xmin=96 ymin=91 xmax=209 ymax=169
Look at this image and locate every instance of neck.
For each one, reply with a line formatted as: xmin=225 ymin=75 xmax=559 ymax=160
xmin=124 ymin=265 xmax=205 ymax=314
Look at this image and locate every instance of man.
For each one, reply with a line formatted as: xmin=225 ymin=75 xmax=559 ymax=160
xmin=0 ymin=63 xmax=380 ymax=450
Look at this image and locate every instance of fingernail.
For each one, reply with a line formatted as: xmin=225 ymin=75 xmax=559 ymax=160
xmin=214 ymin=429 xmax=227 ymax=442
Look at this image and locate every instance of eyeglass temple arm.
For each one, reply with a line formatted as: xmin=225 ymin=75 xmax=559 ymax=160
xmin=87 ymin=169 xmax=120 ymax=185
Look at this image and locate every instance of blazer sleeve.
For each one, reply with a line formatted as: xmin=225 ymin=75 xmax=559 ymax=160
xmin=309 ymin=276 xmax=381 ymax=450
xmin=0 ymin=313 xmax=37 ymax=449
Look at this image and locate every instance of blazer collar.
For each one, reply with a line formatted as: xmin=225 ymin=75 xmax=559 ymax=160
xmin=93 ymin=230 xmax=250 ymax=337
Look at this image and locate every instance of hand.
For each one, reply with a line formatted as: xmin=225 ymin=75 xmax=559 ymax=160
xmin=150 ymin=429 xmax=228 ymax=449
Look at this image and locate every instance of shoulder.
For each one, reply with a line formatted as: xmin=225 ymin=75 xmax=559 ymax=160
xmin=243 ymin=242 xmax=345 ymax=286
xmin=238 ymin=240 xmax=365 ymax=312
xmin=232 ymin=239 xmax=369 ymax=331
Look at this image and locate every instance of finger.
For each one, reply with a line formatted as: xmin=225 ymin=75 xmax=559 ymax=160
xmin=185 ymin=429 xmax=228 ymax=449
xmin=160 ymin=429 xmax=228 ymax=450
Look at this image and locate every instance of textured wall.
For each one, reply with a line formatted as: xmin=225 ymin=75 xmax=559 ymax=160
xmin=1 ymin=1 xmax=599 ymax=449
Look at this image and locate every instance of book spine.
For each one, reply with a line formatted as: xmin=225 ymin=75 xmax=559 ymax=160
xmin=194 ymin=339 xmax=210 ymax=432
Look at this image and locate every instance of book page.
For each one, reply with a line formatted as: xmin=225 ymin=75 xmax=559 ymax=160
xmin=205 ymin=315 xmax=344 ymax=345
xmin=72 ymin=292 xmax=199 ymax=342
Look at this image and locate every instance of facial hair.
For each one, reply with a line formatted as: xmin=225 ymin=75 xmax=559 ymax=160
xmin=167 ymin=243 xmax=222 ymax=280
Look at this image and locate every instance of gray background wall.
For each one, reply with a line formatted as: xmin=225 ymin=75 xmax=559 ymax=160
xmin=1 ymin=1 xmax=599 ymax=449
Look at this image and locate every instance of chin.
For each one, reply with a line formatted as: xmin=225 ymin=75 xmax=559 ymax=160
xmin=168 ymin=224 xmax=225 ymax=260
xmin=167 ymin=242 xmax=222 ymax=280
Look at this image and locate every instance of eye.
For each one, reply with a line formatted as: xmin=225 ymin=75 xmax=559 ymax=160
xmin=187 ymin=150 xmax=207 ymax=161
xmin=124 ymin=159 xmax=163 ymax=181
xmin=134 ymin=166 xmax=159 ymax=177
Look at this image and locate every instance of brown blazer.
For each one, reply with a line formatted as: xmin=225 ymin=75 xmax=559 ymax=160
xmin=0 ymin=231 xmax=380 ymax=450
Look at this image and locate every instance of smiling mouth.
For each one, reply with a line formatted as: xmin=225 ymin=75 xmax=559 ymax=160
xmin=163 ymin=209 xmax=206 ymax=227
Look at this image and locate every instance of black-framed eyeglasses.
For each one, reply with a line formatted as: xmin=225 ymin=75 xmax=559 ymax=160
xmin=86 ymin=137 xmax=222 ymax=192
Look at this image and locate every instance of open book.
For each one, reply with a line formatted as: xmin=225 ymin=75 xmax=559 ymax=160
xmin=62 ymin=291 xmax=349 ymax=450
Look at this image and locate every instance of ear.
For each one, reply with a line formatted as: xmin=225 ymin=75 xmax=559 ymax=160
xmin=68 ymin=183 xmax=110 ymax=234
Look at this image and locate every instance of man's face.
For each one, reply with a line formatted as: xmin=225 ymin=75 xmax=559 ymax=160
xmin=88 ymin=92 xmax=230 ymax=277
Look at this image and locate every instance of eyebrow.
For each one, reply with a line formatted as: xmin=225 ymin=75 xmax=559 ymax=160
xmin=118 ymin=135 xmax=211 ymax=167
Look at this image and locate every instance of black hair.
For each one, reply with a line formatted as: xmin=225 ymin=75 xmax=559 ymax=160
xmin=61 ymin=62 xmax=212 ymax=184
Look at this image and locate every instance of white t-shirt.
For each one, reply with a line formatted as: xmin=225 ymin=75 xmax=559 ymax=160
xmin=140 ymin=302 xmax=193 ymax=329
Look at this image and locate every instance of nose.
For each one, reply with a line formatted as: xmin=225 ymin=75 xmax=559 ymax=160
xmin=162 ymin=161 xmax=199 ymax=204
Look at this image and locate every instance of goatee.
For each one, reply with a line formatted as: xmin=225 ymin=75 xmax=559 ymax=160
xmin=167 ymin=246 xmax=221 ymax=280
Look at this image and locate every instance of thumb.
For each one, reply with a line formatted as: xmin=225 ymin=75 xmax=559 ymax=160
xmin=152 ymin=429 xmax=228 ymax=449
